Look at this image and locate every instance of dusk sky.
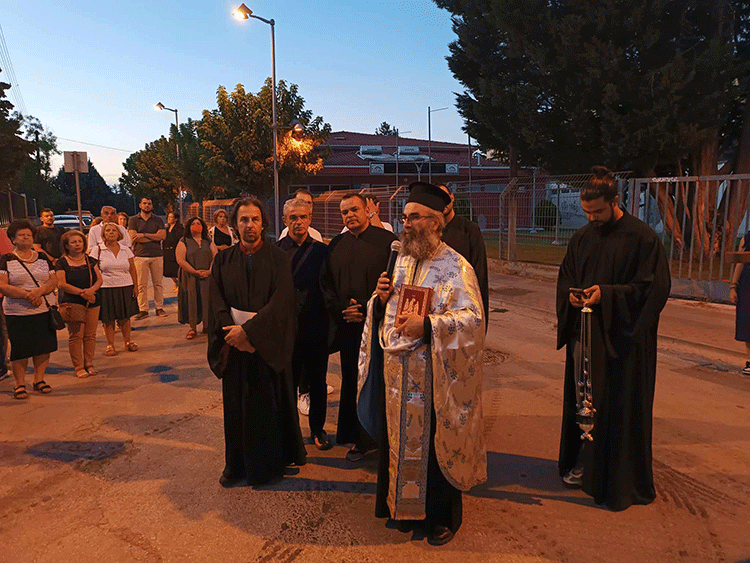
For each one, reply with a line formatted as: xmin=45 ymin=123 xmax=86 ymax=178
xmin=3 ymin=0 xmax=470 ymax=185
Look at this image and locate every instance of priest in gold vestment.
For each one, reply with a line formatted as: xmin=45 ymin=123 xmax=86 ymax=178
xmin=357 ymin=182 xmax=487 ymax=546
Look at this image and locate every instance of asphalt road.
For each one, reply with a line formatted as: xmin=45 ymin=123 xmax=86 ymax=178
xmin=1 ymin=276 xmax=748 ymax=563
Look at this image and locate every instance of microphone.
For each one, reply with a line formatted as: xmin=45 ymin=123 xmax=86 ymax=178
xmin=385 ymin=240 xmax=401 ymax=280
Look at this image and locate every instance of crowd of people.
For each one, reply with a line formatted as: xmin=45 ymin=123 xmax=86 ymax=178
xmin=1 ymin=172 xmax=688 ymax=545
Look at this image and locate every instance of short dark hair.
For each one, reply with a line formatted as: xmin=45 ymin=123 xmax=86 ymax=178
xmin=230 ymin=197 xmax=269 ymax=236
xmin=341 ymin=192 xmax=367 ymax=208
xmin=140 ymin=197 xmax=152 ymax=204
xmin=184 ymin=217 xmax=210 ymax=241
xmin=294 ymin=188 xmax=312 ymax=198
xmin=362 ymin=192 xmax=379 ymax=205
xmin=581 ymin=166 xmax=618 ymax=202
xmin=7 ymin=219 xmax=36 ymax=242
xmin=60 ymin=229 xmax=87 ymax=255
xmin=40 ymin=208 xmax=54 ymax=216
xmin=168 ymin=211 xmax=180 ymax=221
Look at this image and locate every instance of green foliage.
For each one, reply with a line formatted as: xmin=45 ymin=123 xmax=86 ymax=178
xmin=52 ymin=161 xmax=133 ymax=216
xmin=434 ymin=0 xmax=750 ymax=176
xmin=375 ymin=122 xmax=398 ymax=136
xmin=16 ymin=115 xmax=60 ymax=208
xmin=197 ymin=79 xmax=331 ymax=200
xmin=534 ymin=199 xmax=558 ymax=229
xmin=0 ymin=72 xmax=33 ymax=191
xmin=121 ymin=79 xmax=330 ymax=205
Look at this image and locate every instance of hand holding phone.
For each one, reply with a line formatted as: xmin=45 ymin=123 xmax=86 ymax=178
xmin=569 ymin=287 xmax=585 ymax=308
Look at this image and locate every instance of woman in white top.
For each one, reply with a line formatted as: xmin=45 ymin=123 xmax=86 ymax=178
xmin=91 ymin=223 xmax=139 ymax=356
xmin=0 ymin=220 xmax=58 ymax=399
xmin=208 ymin=209 xmax=239 ymax=251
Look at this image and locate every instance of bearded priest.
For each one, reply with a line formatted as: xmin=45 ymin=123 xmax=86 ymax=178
xmin=357 ymin=182 xmax=487 ymax=546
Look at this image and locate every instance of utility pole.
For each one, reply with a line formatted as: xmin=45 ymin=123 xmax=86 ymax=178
xmin=35 ymin=130 xmax=43 ymax=211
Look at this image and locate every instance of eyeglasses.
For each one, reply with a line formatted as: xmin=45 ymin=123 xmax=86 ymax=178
xmin=400 ymin=213 xmax=429 ymax=224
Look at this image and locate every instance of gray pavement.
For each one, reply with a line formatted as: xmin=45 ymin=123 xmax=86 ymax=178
xmin=1 ymin=276 xmax=749 ymax=563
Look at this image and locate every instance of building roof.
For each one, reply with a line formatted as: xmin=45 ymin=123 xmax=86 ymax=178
xmin=323 ymin=131 xmax=505 ymax=170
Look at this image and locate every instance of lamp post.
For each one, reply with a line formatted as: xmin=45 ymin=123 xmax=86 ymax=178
xmin=233 ymin=3 xmax=281 ymax=239
xmin=427 ymin=106 xmax=448 ymax=183
xmin=154 ymin=102 xmax=183 ymax=219
xmin=394 ymin=129 xmax=412 ymax=188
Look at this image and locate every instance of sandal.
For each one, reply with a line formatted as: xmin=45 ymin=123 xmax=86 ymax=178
xmin=312 ymin=431 xmax=333 ymax=451
xmin=105 ymin=345 xmax=118 ymax=356
xmin=126 ymin=342 xmax=138 ymax=352
xmin=13 ymin=385 xmax=28 ymax=400
xmin=32 ymin=380 xmax=52 ymax=394
xmin=85 ymin=366 xmax=98 ymax=376
xmin=75 ymin=369 xmax=89 ymax=379
xmin=186 ymin=329 xmax=197 ymax=340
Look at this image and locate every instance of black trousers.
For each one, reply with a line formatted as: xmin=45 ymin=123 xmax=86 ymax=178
xmin=337 ymin=322 xmax=376 ymax=449
xmin=292 ymin=336 xmax=328 ymax=435
xmin=0 ymin=301 xmax=8 ymax=373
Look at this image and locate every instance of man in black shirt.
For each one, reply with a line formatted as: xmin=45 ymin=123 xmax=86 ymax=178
xmin=277 ymin=197 xmax=332 ymax=450
xmin=128 ymin=197 xmax=167 ymax=319
xmin=438 ymin=185 xmax=489 ymax=327
xmin=320 ymin=193 xmax=397 ymax=461
xmin=33 ymin=209 xmax=66 ymax=264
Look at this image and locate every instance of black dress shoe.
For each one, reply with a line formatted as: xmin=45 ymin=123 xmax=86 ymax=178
xmin=219 ymin=474 xmax=248 ymax=488
xmin=312 ymin=431 xmax=333 ymax=451
xmin=427 ymin=525 xmax=455 ymax=546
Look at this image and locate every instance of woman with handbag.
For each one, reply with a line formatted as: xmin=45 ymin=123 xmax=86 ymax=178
xmin=0 ymin=220 xmax=58 ymax=399
xmin=92 ymin=222 xmax=139 ymax=356
xmin=56 ymin=230 xmax=103 ymax=378
xmin=176 ymin=217 xmax=217 ymax=339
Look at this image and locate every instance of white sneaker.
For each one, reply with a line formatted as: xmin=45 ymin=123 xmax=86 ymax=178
xmin=327 ymin=384 xmax=334 ymax=395
xmin=297 ymin=393 xmax=310 ymax=416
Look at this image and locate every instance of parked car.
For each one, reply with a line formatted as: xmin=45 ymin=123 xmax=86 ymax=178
xmin=52 ymin=214 xmax=92 ymax=232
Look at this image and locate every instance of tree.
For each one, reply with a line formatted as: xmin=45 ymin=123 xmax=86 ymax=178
xmin=375 ymin=122 xmax=398 ymax=136
xmin=435 ymin=0 xmax=750 ymax=255
xmin=198 ymin=79 xmax=330 ymax=200
xmin=53 ymin=160 xmax=133 ymax=216
xmin=16 ymin=115 xmax=60 ymax=209
xmin=0 ymin=72 xmax=33 ymax=192
xmin=119 ymin=137 xmax=179 ymax=211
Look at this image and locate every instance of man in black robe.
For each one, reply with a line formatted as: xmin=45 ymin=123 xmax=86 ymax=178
xmin=320 ymin=192 xmax=397 ymax=461
xmin=277 ymin=197 xmax=332 ymax=451
xmin=208 ymin=197 xmax=306 ymax=488
xmin=556 ymin=166 xmax=671 ymax=511
xmin=438 ymin=184 xmax=489 ymax=326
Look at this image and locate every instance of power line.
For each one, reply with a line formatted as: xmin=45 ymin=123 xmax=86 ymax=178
xmin=57 ymin=137 xmax=134 ymax=153
xmin=0 ymin=25 xmax=27 ymax=115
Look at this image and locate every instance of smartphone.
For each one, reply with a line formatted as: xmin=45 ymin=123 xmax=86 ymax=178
xmin=569 ymin=287 xmax=586 ymax=299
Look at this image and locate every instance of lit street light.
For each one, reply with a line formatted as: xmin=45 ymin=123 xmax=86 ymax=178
xmin=233 ymin=3 xmax=281 ymax=239
xmin=428 ymin=106 xmax=448 ymax=183
xmin=154 ymin=102 xmax=184 ymax=219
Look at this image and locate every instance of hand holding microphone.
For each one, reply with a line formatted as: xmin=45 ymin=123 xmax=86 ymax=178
xmin=376 ymin=241 xmax=401 ymax=305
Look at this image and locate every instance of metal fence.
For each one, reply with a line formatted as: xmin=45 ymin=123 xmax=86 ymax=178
xmin=306 ymin=173 xmax=750 ymax=302
xmin=0 ymin=190 xmax=31 ymax=225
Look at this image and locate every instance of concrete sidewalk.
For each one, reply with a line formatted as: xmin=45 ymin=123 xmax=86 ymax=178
xmin=489 ymin=262 xmax=744 ymax=362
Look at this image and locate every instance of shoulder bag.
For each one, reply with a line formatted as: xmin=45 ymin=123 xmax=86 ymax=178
xmin=58 ymin=256 xmax=93 ymax=323
xmin=15 ymin=255 xmax=66 ymax=330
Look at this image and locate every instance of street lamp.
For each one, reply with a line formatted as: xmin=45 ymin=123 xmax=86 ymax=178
xmin=233 ymin=3 xmax=281 ymax=239
xmin=154 ymin=102 xmax=183 ymax=219
xmin=394 ymin=129 xmax=412 ymax=188
xmin=427 ymin=106 xmax=448 ymax=183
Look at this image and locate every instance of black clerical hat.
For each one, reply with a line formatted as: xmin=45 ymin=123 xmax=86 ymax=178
xmin=407 ymin=182 xmax=451 ymax=211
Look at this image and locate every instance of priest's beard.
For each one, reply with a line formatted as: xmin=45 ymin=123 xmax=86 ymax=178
xmin=400 ymin=224 xmax=441 ymax=260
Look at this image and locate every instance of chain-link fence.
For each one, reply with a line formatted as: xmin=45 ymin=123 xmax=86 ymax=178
xmin=194 ymin=172 xmax=750 ymax=302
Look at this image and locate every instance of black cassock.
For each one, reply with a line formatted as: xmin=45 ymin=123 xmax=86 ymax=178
xmin=442 ymin=214 xmax=490 ymax=327
xmin=556 ymin=210 xmax=670 ymax=511
xmin=208 ymin=242 xmax=306 ymax=485
xmin=320 ymin=225 xmax=397 ymax=445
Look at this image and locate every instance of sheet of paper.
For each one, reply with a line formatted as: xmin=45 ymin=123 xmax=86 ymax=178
xmin=230 ymin=308 xmax=257 ymax=325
